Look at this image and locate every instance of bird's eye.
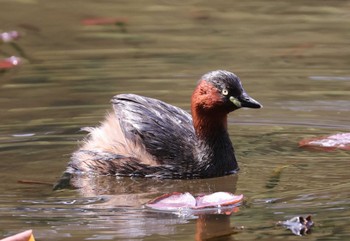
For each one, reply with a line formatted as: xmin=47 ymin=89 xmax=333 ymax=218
xmin=222 ymin=89 xmax=229 ymax=96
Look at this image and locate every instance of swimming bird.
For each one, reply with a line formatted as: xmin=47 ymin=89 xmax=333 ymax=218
xmin=64 ymin=70 xmax=261 ymax=179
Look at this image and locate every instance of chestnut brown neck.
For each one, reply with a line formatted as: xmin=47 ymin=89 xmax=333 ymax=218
xmin=192 ymin=109 xmax=227 ymax=140
xmin=190 ymin=81 xmax=238 ymax=177
xmin=191 ymin=80 xmax=228 ymax=139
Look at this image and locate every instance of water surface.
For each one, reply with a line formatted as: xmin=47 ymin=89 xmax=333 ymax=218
xmin=0 ymin=0 xmax=349 ymax=240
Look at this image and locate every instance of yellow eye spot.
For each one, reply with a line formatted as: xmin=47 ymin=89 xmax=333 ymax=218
xmin=222 ymin=89 xmax=229 ymax=96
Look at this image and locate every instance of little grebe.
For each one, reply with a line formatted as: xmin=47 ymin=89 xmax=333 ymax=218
xmin=65 ymin=70 xmax=261 ymax=179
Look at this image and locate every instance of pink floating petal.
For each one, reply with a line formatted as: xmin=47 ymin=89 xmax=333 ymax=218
xmin=0 ymin=31 xmax=21 ymax=43
xmin=145 ymin=192 xmax=243 ymax=213
xmin=7 ymin=56 xmax=21 ymax=66
xmin=146 ymin=192 xmax=196 ymax=211
xmin=299 ymin=133 xmax=350 ymax=151
xmin=195 ymin=192 xmax=243 ymax=209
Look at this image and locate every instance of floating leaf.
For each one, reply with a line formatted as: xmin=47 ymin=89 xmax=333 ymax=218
xmin=1 ymin=229 xmax=35 ymax=241
xmin=0 ymin=56 xmax=22 ymax=70
xmin=0 ymin=31 xmax=21 ymax=43
xmin=145 ymin=192 xmax=243 ymax=214
xmin=146 ymin=192 xmax=196 ymax=211
xmin=299 ymin=133 xmax=350 ymax=151
xmin=277 ymin=215 xmax=314 ymax=236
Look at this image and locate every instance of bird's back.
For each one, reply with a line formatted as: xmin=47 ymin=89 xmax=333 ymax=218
xmin=112 ymin=94 xmax=196 ymax=166
xmin=67 ymin=94 xmax=197 ymax=177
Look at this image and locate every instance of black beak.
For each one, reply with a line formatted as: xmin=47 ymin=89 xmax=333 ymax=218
xmin=238 ymin=92 xmax=262 ymax=109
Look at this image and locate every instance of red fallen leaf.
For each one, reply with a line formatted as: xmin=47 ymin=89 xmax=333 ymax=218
xmin=81 ymin=17 xmax=128 ymax=26
xmin=0 ymin=56 xmax=22 ymax=70
xmin=0 ymin=61 xmax=14 ymax=69
xmin=299 ymin=133 xmax=350 ymax=151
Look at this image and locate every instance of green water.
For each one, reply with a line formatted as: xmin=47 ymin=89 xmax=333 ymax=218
xmin=0 ymin=0 xmax=349 ymax=240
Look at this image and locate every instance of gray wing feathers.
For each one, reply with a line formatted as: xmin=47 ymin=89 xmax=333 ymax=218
xmin=111 ymin=94 xmax=196 ymax=165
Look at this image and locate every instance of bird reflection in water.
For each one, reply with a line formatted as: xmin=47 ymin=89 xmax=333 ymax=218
xmin=64 ymin=173 xmax=241 ymax=240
